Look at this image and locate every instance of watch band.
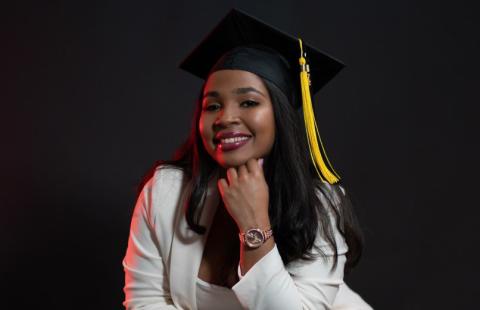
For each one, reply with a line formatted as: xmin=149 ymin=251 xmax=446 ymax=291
xmin=262 ymin=228 xmax=273 ymax=240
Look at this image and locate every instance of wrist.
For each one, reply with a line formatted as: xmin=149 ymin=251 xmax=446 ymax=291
xmin=237 ymin=216 xmax=271 ymax=232
xmin=239 ymin=237 xmax=275 ymax=275
xmin=238 ymin=226 xmax=273 ymax=249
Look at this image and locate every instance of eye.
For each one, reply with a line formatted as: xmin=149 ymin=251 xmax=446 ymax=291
xmin=241 ymin=100 xmax=259 ymax=107
xmin=204 ymin=103 xmax=221 ymax=111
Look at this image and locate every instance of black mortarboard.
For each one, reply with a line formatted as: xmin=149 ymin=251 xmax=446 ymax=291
xmin=179 ymin=8 xmax=342 ymax=184
xmin=179 ymin=8 xmax=344 ymax=102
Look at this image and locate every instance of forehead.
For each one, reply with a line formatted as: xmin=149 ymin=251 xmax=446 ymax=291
xmin=204 ymin=69 xmax=268 ymax=93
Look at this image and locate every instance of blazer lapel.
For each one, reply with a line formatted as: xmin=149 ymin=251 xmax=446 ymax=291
xmin=169 ymin=177 xmax=220 ymax=310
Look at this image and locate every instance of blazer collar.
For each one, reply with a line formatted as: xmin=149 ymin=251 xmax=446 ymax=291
xmin=169 ymin=175 xmax=220 ymax=309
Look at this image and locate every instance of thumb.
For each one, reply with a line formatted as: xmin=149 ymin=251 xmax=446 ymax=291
xmin=258 ymin=158 xmax=264 ymax=169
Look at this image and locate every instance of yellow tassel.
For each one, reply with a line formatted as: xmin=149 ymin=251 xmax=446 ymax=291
xmin=298 ymin=38 xmax=340 ymax=184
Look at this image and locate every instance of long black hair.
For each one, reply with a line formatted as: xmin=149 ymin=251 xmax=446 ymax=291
xmin=139 ymin=77 xmax=364 ymax=275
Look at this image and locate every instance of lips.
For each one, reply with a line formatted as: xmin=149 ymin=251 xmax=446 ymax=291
xmin=214 ymin=131 xmax=252 ymax=152
xmin=217 ymin=137 xmax=251 ymax=151
xmin=214 ymin=131 xmax=252 ymax=143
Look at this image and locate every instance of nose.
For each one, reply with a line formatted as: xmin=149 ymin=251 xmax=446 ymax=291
xmin=213 ymin=104 xmax=239 ymax=128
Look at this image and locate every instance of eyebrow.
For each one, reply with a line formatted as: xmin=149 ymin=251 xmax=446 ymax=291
xmin=203 ymin=87 xmax=266 ymax=99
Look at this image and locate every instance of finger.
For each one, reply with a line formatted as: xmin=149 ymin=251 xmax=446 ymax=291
xmin=248 ymin=157 xmax=265 ymax=176
xmin=258 ymin=158 xmax=264 ymax=175
xmin=226 ymin=167 xmax=238 ymax=185
xmin=245 ymin=157 xmax=259 ymax=175
xmin=217 ymin=178 xmax=228 ymax=195
xmin=238 ymin=164 xmax=249 ymax=179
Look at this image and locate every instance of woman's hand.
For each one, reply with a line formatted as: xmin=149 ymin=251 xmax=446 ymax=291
xmin=217 ymin=158 xmax=270 ymax=231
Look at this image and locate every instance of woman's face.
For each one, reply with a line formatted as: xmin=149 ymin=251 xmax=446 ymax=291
xmin=199 ymin=69 xmax=276 ymax=169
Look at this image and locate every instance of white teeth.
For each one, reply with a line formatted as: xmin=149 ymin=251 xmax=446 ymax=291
xmin=220 ymin=136 xmax=250 ymax=144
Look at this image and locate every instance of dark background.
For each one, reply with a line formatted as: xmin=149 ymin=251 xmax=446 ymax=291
xmin=2 ymin=0 xmax=479 ymax=309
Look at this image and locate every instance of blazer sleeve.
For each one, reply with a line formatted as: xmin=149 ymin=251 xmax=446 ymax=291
xmin=231 ymin=188 xmax=349 ymax=310
xmin=122 ymin=175 xmax=178 ymax=310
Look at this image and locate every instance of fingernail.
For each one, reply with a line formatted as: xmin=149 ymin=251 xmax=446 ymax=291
xmin=259 ymin=158 xmax=264 ymax=167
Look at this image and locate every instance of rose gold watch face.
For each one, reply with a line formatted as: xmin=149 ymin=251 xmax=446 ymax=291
xmin=245 ymin=229 xmax=264 ymax=248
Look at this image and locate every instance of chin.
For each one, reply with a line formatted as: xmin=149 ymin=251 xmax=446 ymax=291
xmin=214 ymin=151 xmax=253 ymax=168
xmin=218 ymin=157 xmax=248 ymax=168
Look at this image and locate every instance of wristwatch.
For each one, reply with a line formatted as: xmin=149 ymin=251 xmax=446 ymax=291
xmin=239 ymin=228 xmax=273 ymax=249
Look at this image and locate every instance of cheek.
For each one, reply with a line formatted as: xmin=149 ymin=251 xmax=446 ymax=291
xmin=198 ymin=115 xmax=204 ymax=136
xmin=199 ymin=114 xmax=207 ymax=135
xmin=199 ymin=114 xmax=214 ymax=143
xmin=252 ymin=109 xmax=275 ymax=139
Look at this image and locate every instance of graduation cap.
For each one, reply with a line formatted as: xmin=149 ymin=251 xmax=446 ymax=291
xmin=179 ymin=8 xmax=342 ymax=184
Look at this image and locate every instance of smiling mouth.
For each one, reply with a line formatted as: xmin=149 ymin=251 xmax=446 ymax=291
xmin=215 ymin=136 xmax=252 ymax=152
xmin=217 ymin=136 xmax=250 ymax=144
xmin=213 ymin=134 xmax=252 ymax=144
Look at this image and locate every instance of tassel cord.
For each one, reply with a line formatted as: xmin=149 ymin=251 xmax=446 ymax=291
xmin=298 ymin=38 xmax=340 ymax=184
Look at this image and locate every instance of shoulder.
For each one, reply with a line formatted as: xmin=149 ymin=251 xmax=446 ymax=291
xmin=313 ymin=180 xmax=349 ymax=256
xmin=315 ymin=180 xmax=347 ymax=210
xmin=139 ymin=164 xmax=191 ymax=226
xmin=153 ymin=164 xmax=186 ymax=183
xmin=143 ymin=164 xmax=188 ymax=196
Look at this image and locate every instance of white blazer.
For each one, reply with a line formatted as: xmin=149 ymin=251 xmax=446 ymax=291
xmin=122 ymin=166 xmax=373 ymax=310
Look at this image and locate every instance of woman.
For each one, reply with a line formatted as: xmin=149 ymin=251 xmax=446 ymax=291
xmin=123 ymin=9 xmax=373 ymax=310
